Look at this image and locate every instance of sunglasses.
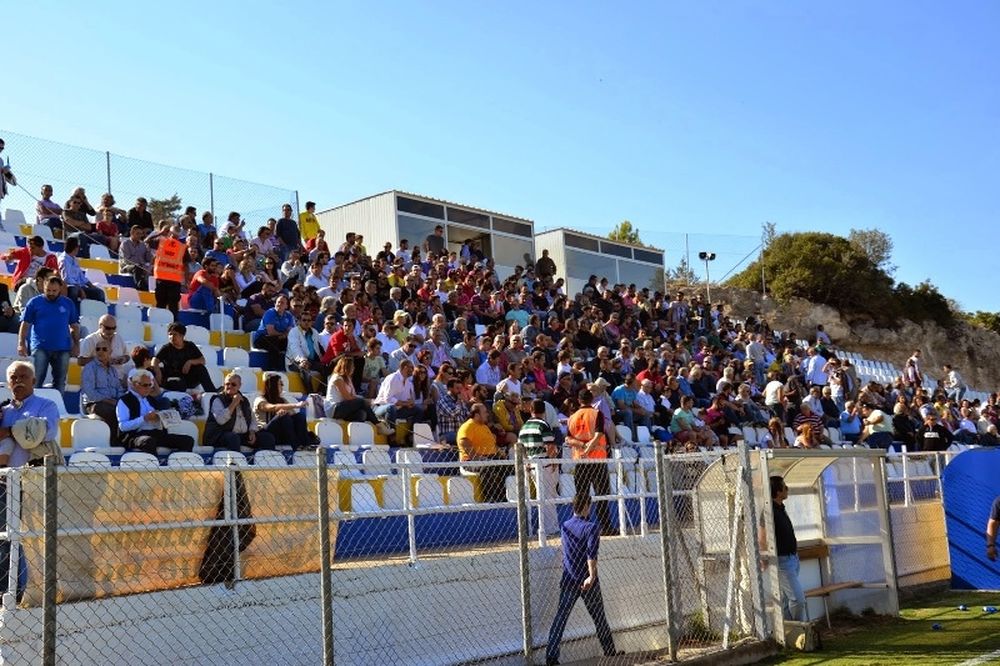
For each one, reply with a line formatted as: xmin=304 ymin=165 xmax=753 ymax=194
xmin=95 ymin=346 xmax=109 ymax=351
xmin=136 ymin=382 xmax=153 ymax=388
xmin=101 ymin=325 xmax=116 ymax=330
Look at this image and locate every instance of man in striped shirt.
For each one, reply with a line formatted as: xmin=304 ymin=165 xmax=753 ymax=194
xmin=518 ymin=399 xmax=560 ymax=536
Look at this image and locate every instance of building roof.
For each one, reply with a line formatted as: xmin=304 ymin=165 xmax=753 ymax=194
xmin=535 ymin=226 xmax=665 ymax=253
xmin=317 ymin=189 xmax=534 ymax=225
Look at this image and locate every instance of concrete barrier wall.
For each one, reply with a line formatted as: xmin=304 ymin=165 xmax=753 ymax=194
xmin=0 ymin=537 xmax=670 ymax=665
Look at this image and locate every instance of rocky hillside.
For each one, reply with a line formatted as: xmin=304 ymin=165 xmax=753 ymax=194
xmin=708 ymin=286 xmax=1000 ymax=393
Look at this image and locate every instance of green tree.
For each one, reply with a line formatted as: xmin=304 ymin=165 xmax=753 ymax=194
xmin=848 ymin=228 xmax=895 ymax=274
xmin=148 ymin=193 xmax=182 ymax=225
xmin=762 ymin=221 xmax=777 ymax=247
xmin=669 ymin=256 xmax=697 ymax=285
xmin=608 ymin=220 xmax=642 ymax=245
xmin=965 ymin=311 xmax=1000 ymax=334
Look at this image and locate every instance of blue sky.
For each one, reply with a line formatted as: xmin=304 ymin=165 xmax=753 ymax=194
xmin=3 ymin=1 xmax=997 ymax=310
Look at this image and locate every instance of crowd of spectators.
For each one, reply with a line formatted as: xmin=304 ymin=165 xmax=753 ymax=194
xmin=1 ymin=149 xmax=996 ymax=476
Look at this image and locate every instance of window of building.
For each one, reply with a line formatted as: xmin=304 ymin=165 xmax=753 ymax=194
xmin=446 ymin=207 xmax=490 ymax=229
xmin=564 ymin=233 xmax=600 ymax=252
xmin=492 ymin=217 xmax=532 ymax=238
xmin=565 ymin=248 xmax=617 ymax=282
xmin=617 ymin=258 xmax=663 ymax=291
xmin=396 ymin=196 xmax=444 ymax=220
xmin=633 ymin=248 xmax=664 ymax=265
xmin=493 ymin=236 xmax=535 ymax=270
xmin=397 ymin=214 xmax=441 ymax=250
xmin=600 ymin=241 xmax=632 ymax=258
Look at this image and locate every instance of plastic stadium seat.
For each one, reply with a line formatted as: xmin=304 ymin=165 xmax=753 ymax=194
xmin=223 ymin=347 xmax=250 ymax=368
xmin=412 ymin=422 xmax=435 ymax=447
xmin=119 ymin=452 xmax=160 ymax=469
xmin=210 ymin=313 xmax=234 ymax=332
xmin=615 ymin=425 xmax=633 ymax=444
xmin=117 ymin=287 xmax=141 ymax=304
xmin=253 ymin=450 xmax=287 ymax=467
xmin=88 ymin=245 xmax=111 ymax=260
xmin=71 ymin=418 xmax=111 ymax=451
xmin=118 ymin=320 xmax=146 ymax=346
xmin=784 ymin=427 xmax=796 ymax=445
xmin=505 ymin=475 xmax=522 ymax=502
xmin=332 ymin=450 xmax=360 ymax=477
xmin=228 ymin=367 xmax=259 ymax=392
xmin=79 ymin=299 xmax=108 ymax=318
xmin=147 ymin=307 xmax=173 ymax=324
xmin=350 ymin=482 xmax=380 ymax=512
xmin=0 ymin=333 xmax=18 ymax=357
xmin=115 ymin=302 xmax=143 ymax=322
xmin=382 ymin=478 xmax=407 ymax=510
xmin=186 ymin=325 xmax=211 ymax=345
xmin=827 ymin=427 xmax=843 ymax=445
xmin=362 ymin=448 xmax=392 ymax=476
xmin=167 ymin=452 xmax=205 ymax=468
xmin=35 ymin=388 xmax=68 ymax=416
xmin=635 ymin=426 xmax=652 ymax=444
xmin=31 ymin=224 xmax=54 ymax=241
xmin=3 ymin=209 xmax=27 ymax=227
xmin=346 ymin=422 xmax=375 ymax=451
xmin=68 ymin=451 xmax=111 ymax=468
xmin=213 ymin=451 xmax=248 ymax=466
xmin=292 ymin=450 xmax=318 ymax=467
xmin=315 ymin=420 xmax=344 ymax=447
xmin=559 ymin=473 xmax=577 ymax=498
xmin=446 ymin=477 xmax=476 ymax=505
xmin=85 ymin=268 xmax=109 ymax=287
xmin=415 ymin=476 xmax=445 ymax=508
xmin=741 ymin=427 xmax=758 ymax=446
xmin=396 ymin=449 xmax=423 ymax=466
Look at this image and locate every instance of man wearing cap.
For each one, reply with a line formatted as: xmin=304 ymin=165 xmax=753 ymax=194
xmin=567 ymin=388 xmax=615 ymax=535
xmin=116 ymin=368 xmax=195 ymax=453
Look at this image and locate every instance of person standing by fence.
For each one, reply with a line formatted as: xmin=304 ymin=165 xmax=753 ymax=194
xmin=545 ymin=493 xmax=619 ymax=665
xmin=760 ymin=475 xmax=806 ymax=622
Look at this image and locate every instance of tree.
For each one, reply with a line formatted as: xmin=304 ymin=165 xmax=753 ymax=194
xmin=966 ymin=311 xmax=1000 ymax=335
xmin=762 ymin=221 xmax=777 ymax=248
xmin=608 ymin=220 xmax=642 ymax=246
xmin=848 ymin=228 xmax=895 ymax=274
xmin=669 ymin=256 xmax=697 ymax=285
xmin=149 ymin=193 xmax=183 ymax=225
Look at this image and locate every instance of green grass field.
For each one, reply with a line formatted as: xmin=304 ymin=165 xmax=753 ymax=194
xmin=762 ymin=591 xmax=1000 ymax=666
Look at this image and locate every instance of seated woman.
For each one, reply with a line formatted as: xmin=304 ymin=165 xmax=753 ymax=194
xmin=252 ymin=373 xmax=311 ymax=448
xmin=252 ymin=294 xmax=294 ymax=371
xmin=203 ymin=372 xmax=276 ymax=451
xmin=324 ymin=357 xmax=382 ymax=426
xmin=794 ymin=423 xmax=821 ymax=449
xmin=760 ymin=416 xmax=790 ymax=448
xmin=669 ymin=395 xmax=716 ymax=450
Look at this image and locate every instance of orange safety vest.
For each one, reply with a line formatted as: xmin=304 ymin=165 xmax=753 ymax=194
xmin=567 ymin=407 xmax=607 ymax=460
xmin=153 ymin=237 xmax=185 ymax=284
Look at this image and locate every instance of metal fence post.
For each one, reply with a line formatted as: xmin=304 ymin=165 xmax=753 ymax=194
xmin=316 ymin=450 xmax=334 ymax=666
xmin=295 ymin=190 xmax=301 ymax=218
xmin=42 ymin=455 xmax=57 ymax=666
xmin=513 ymin=443 xmax=533 ymax=665
xmin=105 ymin=151 xmax=112 ymax=195
xmin=737 ymin=442 xmax=768 ymax=641
xmin=209 ymin=172 xmax=215 ymax=221
xmin=653 ymin=441 xmax=677 ymax=661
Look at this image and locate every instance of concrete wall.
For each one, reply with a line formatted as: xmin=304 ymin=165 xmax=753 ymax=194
xmin=0 ymin=537 xmax=671 ymax=666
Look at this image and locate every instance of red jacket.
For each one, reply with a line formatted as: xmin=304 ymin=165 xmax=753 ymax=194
xmin=7 ymin=246 xmax=57 ymax=286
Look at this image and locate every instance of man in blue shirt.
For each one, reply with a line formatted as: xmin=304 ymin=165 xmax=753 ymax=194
xmin=58 ymin=236 xmax=105 ymax=304
xmin=18 ymin=275 xmax=79 ymax=392
xmin=545 ymin=493 xmax=619 ymax=665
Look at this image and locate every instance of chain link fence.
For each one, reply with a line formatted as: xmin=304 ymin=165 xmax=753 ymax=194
xmin=0 ymin=129 xmax=297 ymax=233
xmin=0 ymin=444 xmax=775 ymax=665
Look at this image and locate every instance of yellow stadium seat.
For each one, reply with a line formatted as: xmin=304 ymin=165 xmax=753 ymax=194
xmin=210 ymin=331 xmax=249 ymax=348
xmin=67 ymin=362 xmax=82 ymax=385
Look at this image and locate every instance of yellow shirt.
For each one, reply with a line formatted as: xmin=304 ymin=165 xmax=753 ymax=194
xmin=457 ymin=419 xmax=498 ymax=460
xmin=299 ymin=211 xmax=320 ymax=241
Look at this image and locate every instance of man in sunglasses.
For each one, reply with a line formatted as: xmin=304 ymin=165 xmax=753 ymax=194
xmin=78 ymin=315 xmax=131 ymax=378
xmin=116 ymin=368 xmax=194 ymax=454
xmin=81 ymin=340 xmax=126 ymax=441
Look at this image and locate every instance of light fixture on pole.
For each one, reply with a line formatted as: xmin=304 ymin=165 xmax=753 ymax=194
xmin=698 ymin=251 xmax=716 ymax=303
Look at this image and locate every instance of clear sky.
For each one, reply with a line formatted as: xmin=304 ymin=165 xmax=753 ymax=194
xmin=3 ymin=1 xmax=997 ymax=310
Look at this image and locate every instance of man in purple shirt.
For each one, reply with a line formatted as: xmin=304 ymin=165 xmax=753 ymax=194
xmin=545 ymin=493 xmax=619 ymax=665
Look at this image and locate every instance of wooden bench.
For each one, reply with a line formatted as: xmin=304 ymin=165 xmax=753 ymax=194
xmin=805 ymin=580 xmax=864 ymax=627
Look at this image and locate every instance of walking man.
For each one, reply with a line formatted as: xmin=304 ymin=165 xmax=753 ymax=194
xmin=545 ymin=493 xmax=619 ymax=665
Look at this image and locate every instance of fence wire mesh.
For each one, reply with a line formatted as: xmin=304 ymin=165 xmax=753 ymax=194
xmin=0 ymin=445 xmax=778 ymax=665
xmin=0 ymin=129 xmax=297 ymax=234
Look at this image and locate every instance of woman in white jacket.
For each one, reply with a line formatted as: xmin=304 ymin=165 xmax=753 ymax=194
xmin=286 ymin=312 xmax=325 ymax=393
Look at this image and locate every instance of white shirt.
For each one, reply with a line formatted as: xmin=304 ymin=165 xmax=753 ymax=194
xmin=376 ymin=332 xmax=400 ymax=356
xmin=304 ymin=273 xmax=327 ymax=290
xmin=496 ymin=377 xmax=522 ymax=397
xmin=374 ymin=370 xmax=414 ymax=406
xmin=476 ymin=361 xmax=502 ymax=387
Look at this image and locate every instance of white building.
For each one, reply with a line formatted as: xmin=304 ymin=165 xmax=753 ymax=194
xmin=533 ymin=228 xmax=665 ymax=296
xmin=316 ymin=191 xmax=535 ymax=279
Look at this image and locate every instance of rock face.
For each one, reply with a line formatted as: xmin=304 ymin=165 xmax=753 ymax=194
xmin=708 ymin=286 xmax=1000 ymax=392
